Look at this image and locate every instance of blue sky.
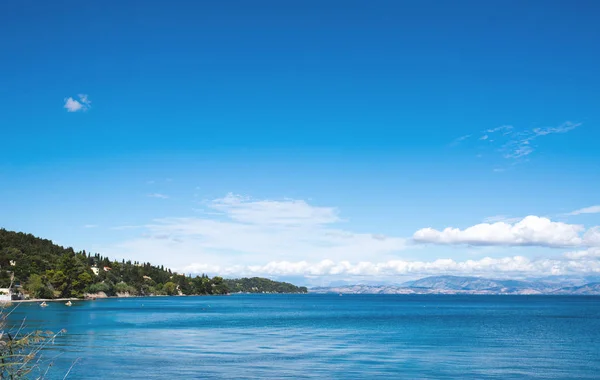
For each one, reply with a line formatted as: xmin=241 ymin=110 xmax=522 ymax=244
xmin=1 ymin=1 xmax=599 ymax=285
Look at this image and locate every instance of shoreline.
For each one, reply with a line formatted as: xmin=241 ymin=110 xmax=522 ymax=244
xmin=7 ymin=297 xmax=79 ymax=304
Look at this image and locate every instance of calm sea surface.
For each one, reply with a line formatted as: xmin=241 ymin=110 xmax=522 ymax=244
xmin=6 ymin=294 xmax=600 ymax=379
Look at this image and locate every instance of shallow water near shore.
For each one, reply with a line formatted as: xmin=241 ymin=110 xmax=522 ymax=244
xmin=6 ymin=294 xmax=600 ymax=379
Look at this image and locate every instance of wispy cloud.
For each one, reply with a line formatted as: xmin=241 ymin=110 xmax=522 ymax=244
xmin=532 ymin=122 xmax=580 ymax=136
xmin=111 ymin=225 xmax=143 ymax=231
xmin=64 ymin=94 xmax=91 ymax=112
xmin=83 ymin=224 xmax=98 ymax=228
xmin=500 ymin=122 xmax=580 ymax=160
xmin=103 ymin=193 xmax=407 ymax=270
xmin=206 ymin=193 xmax=341 ymax=226
xmin=450 ymin=134 xmax=471 ymax=146
xmin=148 ymin=193 xmax=169 ymax=199
xmin=453 ymin=122 xmax=580 ymax=163
xmin=568 ymin=205 xmax=600 ymax=216
xmin=482 ymin=215 xmax=522 ymax=224
xmin=486 ymin=125 xmax=513 ymax=134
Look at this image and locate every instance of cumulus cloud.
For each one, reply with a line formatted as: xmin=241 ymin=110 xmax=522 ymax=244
xmin=584 ymin=227 xmax=600 ymax=246
xmin=181 ymin=254 xmax=600 ymax=278
xmin=64 ymin=94 xmax=91 ymax=112
xmin=148 ymin=193 xmax=169 ymax=199
xmin=413 ymin=216 xmax=598 ymax=248
xmin=568 ymin=205 xmax=600 ymax=216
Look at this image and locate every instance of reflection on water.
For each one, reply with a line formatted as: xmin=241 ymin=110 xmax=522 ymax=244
xmin=7 ymin=295 xmax=600 ymax=379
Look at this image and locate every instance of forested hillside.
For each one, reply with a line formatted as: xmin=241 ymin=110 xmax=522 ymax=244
xmin=224 ymin=277 xmax=307 ymax=293
xmin=0 ymin=229 xmax=296 ymax=299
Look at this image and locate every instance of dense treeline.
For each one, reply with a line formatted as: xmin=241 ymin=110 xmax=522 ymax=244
xmin=224 ymin=277 xmax=307 ymax=293
xmin=0 ymin=228 xmax=225 ymax=298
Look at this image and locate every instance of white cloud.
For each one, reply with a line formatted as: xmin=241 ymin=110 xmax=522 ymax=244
xmin=180 ymin=254 xmax=600 ymax=278
xmin=564 ymin=247 xmax=600 ymax=260
xmin=101 ymin=194 xmax=600 ymax=282
xmin=103 ymin=194 xmax=406 ymax=269
xmin=584 ymin=227 xmax=600 ymax=246
xmin=503 ymin=142 xmax=533 ymax=159
xmin=486 ymin=125 xmax=513 ymax=134
xmin=455 ymin=122 xmax=580 ymax=161
xmin=532 ymin=122 xmax=580 ymax=136
xmin=64 ymin=94 xmax=91 ymax=112
xmin=413 ymin=216 xmax=598 ymax=248
xmin=500 ymin=122 xmax=580 ymax=160
xmin=207 ymin=193 xmax=340 ymax=225
xmin=482 ymin=215 xmax=522 ymax=224
xmin=568 ymin=205 xmax=600 ymax=216
xmin=148 ymin=193 xmax=169 ymax=199
xmin=83 ymin=224 xmax=98 ymax=228
xmin=450 ymin=134 xmax=471 ymax=146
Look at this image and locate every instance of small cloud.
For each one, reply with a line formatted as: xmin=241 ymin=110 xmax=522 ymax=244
xmin=111 ymin=225 xmax=143 ymax=230
xmin=503 ymin=143 xmax=534 ymax=159
xmin=568 ymin=205 xmax=600 ymax=216
xmin=148 ymin=193 xmax=169 ymax=199
xmin=533 ymin=122 xmax=581 ymax=137
xmin=492 ymin=168 xmax=505 ymax=172
xmin=83 ymin=224 xmax=98 ymax=228
xmin=64 ymin=94 xmax=91 ymax=112
xmin=146 ymin=180 xmax=156 ymax=184
xmin=486 ymin=125 xmax=513 ymax=134
xmin=450 ymin=134 xmax=471 ymax=146
xmin=480 ymin=135 xmax=489 ymax=140
xmin=482 ymin=215 xmax=521 ymax=224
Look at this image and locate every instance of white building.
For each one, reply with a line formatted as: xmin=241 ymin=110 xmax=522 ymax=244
xmin=0 ymin=288 xmax=12 ymax=302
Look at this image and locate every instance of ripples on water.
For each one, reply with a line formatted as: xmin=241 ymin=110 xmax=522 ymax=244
xmin=7 ymin=295 xmax=600 ymax=379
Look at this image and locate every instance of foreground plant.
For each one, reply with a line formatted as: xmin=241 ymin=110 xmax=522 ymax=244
xmin=0 ymin=305 xmax=67 ymax=379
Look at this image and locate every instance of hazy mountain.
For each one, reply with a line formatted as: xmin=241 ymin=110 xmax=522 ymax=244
xmin=310 ymin=275 xmax=600 ymax=295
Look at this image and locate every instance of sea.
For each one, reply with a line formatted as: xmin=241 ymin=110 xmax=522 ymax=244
xmin=5 ymin=294 xmax=600 ymax=379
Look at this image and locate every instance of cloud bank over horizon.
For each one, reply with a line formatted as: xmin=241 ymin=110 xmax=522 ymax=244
xmin=99 ymin=194 xmax=600 ymax=283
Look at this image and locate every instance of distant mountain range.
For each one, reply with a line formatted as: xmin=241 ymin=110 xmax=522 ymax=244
xmin=309 ymin=275 xmax=600 ymax=295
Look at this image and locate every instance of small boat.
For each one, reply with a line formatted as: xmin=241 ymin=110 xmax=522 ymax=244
xmin=65 ymin=301 xmax=72 ymax=306
xmin=40 ymin=301 xmax=48 ymax=307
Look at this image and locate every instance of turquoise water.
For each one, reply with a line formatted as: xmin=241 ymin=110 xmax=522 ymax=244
xmin=6 ymin=294 xmax=600 ymax=379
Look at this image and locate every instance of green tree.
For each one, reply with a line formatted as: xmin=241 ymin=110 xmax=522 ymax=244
xmin=26 ymin=274 xmax=54 ymax=299
xmin=164 ymin=281 xmax=178 ymax=295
